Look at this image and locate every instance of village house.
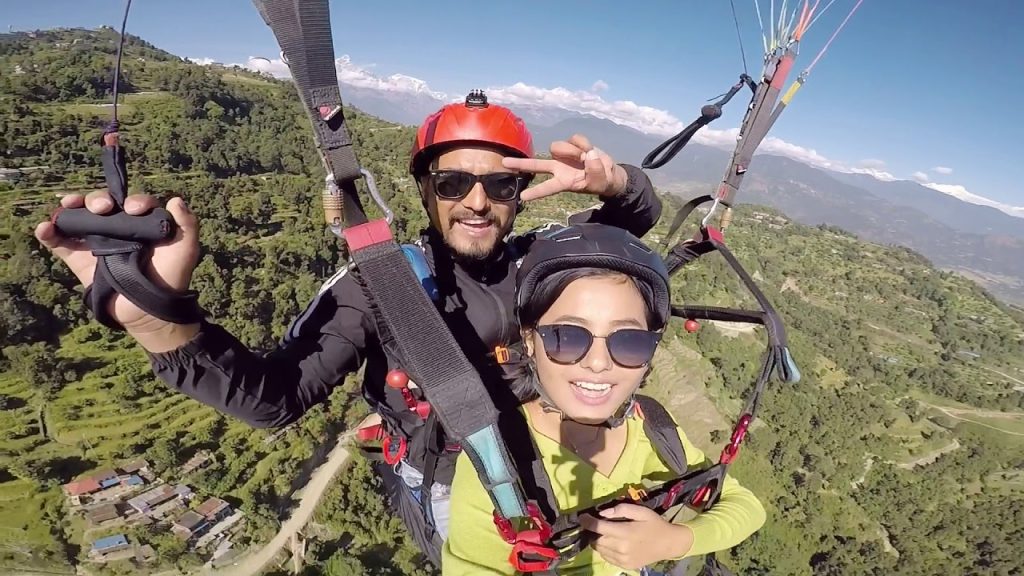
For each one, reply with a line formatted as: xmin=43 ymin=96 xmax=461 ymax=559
xmin=62 ymin=464 xmax=147 ymax=506
xmin=89 ymin=534 xmax=131 ymax=561
xmin=127 ymin=483 xmax=192 ymax=515
xmin=172 ymin=510 xmax=211 ymax=541
xmin=195 ymin=497 xmax=232 ymax=523
xmin=86 ymin=503 xmax=122 ymax=527
xmin=172 ymin=497 xmax=237 ymax=545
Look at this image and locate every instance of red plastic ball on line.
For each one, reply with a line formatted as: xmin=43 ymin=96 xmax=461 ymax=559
xmin=684 ymin=319 xmax=700 ymax=333
xmin=386 ymin=369 xmax=410 ymax=389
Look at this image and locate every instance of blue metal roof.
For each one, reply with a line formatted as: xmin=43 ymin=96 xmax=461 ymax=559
xmin=124 ymin=475 xmax=144 ymax=486
xmin=99 ymin=477 xmax=120 ymax=488
xmin=92 ymin=534 xmax=128 ymax=551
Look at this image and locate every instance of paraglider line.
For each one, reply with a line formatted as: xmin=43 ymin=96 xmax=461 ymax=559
xmin=805 ymin=0 xmax=864 ymax=73
xmin=730 ymin=0 xmax=750 ymax=75
xmin=111 ymin=0 xmax=132 ymax=124
xmin=805 ymin=0 xmax=841 ymax=35
xmin=753 ymin=0 xmax=768 ymax=54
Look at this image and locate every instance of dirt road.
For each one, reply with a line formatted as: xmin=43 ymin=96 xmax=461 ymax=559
xmin=206 ymin=428 xmax=359 ymax=576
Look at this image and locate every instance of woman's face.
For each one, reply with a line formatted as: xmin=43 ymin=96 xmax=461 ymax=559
xmin=525 ymin=274 xmax=656 ymax=425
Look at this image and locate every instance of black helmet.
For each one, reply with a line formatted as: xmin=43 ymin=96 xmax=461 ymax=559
xmin=515 ymin=223 xmax=671 ymax=329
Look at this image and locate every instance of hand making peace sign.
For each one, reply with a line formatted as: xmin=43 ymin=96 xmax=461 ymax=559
xmin=503 ymin=134 xmax=629 ymax=202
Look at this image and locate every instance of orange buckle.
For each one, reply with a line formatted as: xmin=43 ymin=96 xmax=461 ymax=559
xmin=628 ymin=485 xmax=648 ymax=501
xmin=494 ymin=345 xmax=511 ymax=364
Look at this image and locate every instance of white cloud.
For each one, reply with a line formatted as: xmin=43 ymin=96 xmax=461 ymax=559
xmin=187 ymin=57 xmax=219 ymax=66
xmin=202 ymin=54 xmax=449 ymax=99
xmin=859 ymin=158 xmax=887 ymax=170
xmin=334 ymin=55 xmax=448 ymax=99
xmin=923 ymin=182 xmax=1024 ymax=218
xmin=242 ymin=56 xmax=291 ymax=78
xmin=485 ymin=82 xmax=686 ymax=136
xmin=190 ymin=54 xmax=1022 ymax=219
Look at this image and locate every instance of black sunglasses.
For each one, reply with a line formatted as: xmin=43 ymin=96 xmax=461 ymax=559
xmin=427 ymin=170 xmax=530 ymax=202
xmin=535 ymin=324 xmax=662 ymax=369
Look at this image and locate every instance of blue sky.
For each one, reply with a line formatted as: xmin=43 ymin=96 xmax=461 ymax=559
xmin=4 ymin=1 xmax=1023 ymax=212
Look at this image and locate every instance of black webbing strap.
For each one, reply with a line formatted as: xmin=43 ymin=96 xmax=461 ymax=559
xmin=642 ymin=75 xmax=754 ymax=170
xmin=343 ymin=222 xmax=530 ymax=522
xmin=253 ymin=0 xmax=369 ymax=233
xmin=255 ymin=0 xmax=532 ymax=542
xmin=660 ymin=194 xmax=713 ymax=251
xmin=418 ymin=410 xmax=442 ymax=538
xmin=253 ymin=0 xmax=361 ymax=184
xmin=636 ymin=395 xmax=687 ymax=474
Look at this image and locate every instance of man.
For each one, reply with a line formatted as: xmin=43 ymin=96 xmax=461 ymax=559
xmin=34 ymin=91 xmax=662 ymax=564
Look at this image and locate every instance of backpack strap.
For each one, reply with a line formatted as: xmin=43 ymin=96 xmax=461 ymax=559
xmin=635 ymin=395 xmax=688 ymax=476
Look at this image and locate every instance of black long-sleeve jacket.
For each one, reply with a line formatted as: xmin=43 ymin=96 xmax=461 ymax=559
xmin=147 ymin=164 xmax=662 ymax=485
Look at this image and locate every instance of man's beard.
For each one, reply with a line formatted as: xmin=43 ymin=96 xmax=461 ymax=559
xmin=445 ymin=213 xmax=505 ymax=263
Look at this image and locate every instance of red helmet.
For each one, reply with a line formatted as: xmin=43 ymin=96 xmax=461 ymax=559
xmin=409 ymin=90 xmax=534 ymax=175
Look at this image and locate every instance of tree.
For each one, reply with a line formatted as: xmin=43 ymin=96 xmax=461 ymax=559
xmin=147 ymin=436 xmax=182 ymax=475
xmin=150 ymin=532 xmax=187 ymax=564
xmin=3 ymin=341 xmax=66 ymax=398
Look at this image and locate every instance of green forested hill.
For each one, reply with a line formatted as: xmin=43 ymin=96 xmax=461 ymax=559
xmin=1 ymin=28 xmax=1022 ymax=576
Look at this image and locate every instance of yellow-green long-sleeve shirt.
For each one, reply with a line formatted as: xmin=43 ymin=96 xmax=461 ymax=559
xmin=442 ymin=406 xmax=766 ymax=575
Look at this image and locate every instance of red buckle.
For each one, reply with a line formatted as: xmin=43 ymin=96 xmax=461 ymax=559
xmin=494 ymin=503 xmax=558 ymax=572
xmin=510 ymin=540 xmax=559 ymax=572
xmin=382 ymin=435 xmax=407 ymax=465
xmin=719 ymin=413 xmax=752 ymax=465
xmin=691 ymin=484 xmax=711 ymax=507
xmin=493 ymin=511 xmax=516 ymax=544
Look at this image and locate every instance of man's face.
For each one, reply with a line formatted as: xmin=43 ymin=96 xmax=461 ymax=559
xmin=420 ymin=146 xmax=519 ymax=260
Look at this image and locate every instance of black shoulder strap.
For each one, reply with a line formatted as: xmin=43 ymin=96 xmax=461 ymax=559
xmin=635 ymin=395 xmax=687 ymax=476
xmin=499 ymin=409 xmax=560 ymax=521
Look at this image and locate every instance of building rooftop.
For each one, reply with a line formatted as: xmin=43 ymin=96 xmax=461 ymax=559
xmin=91 ymin=534 xmax=127 ymax=552
xmin=175 ymin=510 xmax=207 ymax=532
xmin=87 ymin=503 xmax=119 ymax=524
xmin=64 ymin=478 xmax=101 ymax=496
xmin=196 ymin=497 xmax=230 ymax=519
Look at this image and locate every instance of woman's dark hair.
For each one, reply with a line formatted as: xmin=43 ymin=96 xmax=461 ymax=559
xmin=509 ymin=266 xmax=660 ymax=401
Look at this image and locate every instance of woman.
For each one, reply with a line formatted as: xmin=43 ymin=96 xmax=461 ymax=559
xmin=442 ymin=223 xmax=766 ymax=575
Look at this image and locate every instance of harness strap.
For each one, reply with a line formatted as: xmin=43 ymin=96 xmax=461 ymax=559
xmin=660 ymin=194 xmax=713 ymax=253
xmin=252 ymin=0 xmax=368 ymax=232
xmin=254 ymin=0 xmax=532 ymax=535
xmin=344 ymin=222 xmax=530 ymax=521
xmin=635 ymin=395 xmax=687 ymax=475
